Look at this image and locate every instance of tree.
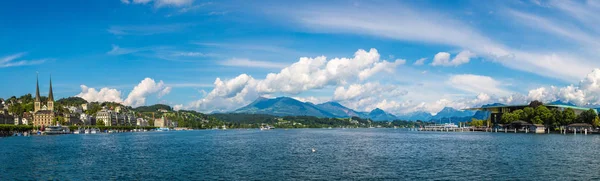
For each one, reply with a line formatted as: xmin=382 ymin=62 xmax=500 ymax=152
xmin=529 ymin=100 xmax=544 ymax=108
xmin=577 ymin=109 xmax=597 ymax=124
xmin=501 ymin=112 xmax=518 ymax=124
xmin=96 ymin=120 xmax=105 ymax=126
xmin=593 ymin=117 xmax=600 ymax=128
xmin=513 ymin=109 xmax=525 ymax=121
xmin=550 ymin=109 xmax=562 ymax=129
xmin=8 ymin=103 xmax=24 ymax=117
xmin=523 ymin=107 xmax=535 ymax=123
xmin=563 ymin=108 xmax=577 ymax=126
xmin=535 ymin=106 xmax=552 ymax=125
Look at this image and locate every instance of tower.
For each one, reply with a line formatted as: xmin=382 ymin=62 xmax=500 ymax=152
xmin=47 ymin=75 xmax=54 ymax=111
xmin=34 ymin=73 xmax=41 ymax=112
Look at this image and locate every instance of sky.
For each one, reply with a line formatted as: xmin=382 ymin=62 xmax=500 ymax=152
xmin=3 ymin=0 xmax=600 ymax=115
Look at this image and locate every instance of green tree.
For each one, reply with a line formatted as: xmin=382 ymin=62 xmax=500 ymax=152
xmin=523 ymin=107 xmax=535 ymax=123
xmin=513 ymin=109 xmax=525 ymax=121
xmin=96 ymin=120 xmax=105 ymax=126
xmin=529 ymin=100 xmax=544 ymax=108
xmin=535 ymin=106 xmax=552 ymax=125
xmin=593 ymin=116 xmax=600 ymax=128
xmin=8 ymin=103 xmax=24 ymax=117
xmin=577 ymin=109 xmax=597 ymax=124
xmin=550 ymin=109 xmax=562 ymax=129
xmin=563 ymin=108 xmax=577 ymax=126
xmin=501 ymin=112 xmax=518 ymax=124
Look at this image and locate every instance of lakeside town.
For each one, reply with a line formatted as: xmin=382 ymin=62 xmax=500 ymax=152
xmin=2 ymin=75 xmax=600 ymax=137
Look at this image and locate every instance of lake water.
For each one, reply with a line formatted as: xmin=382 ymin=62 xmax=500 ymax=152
xmin=2 ymin=129 xmax=600 ymax=180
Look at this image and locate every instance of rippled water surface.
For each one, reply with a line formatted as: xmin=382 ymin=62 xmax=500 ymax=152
xmin=3 ymin=129 xmax=600 ymax=180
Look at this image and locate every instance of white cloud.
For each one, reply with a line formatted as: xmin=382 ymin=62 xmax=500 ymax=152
xmin=124 ymin=0 xmax=195 ymax=9
xmin=448 ymin=74 xmax=510 ymax=96
xmin=186 ymin=48 xmax=405 ymax=112
xmin=108 ymin=24 xmax=192 ymax=36
xmin=173 ymin=104 xmax=183 ymax=111
xmin=278 ymin=1 xmax=595 ymax=82
xmin=220 ymin=58 xmax=289 ymax=69
xmin=124 ymin=78 xmax=172 ymax=107
xmin=76 ymin=78 xmax=171 ymax=107
xmin=106 ymin=45 xmax=140 ymax=55
xmin=431 ymin=50 xmax=475 ymax=66
xmin=0 ymin=52 xmax=48 ymax=68
xmin=154 ymin=0 xmax=194 ymax=8
xmin=413 ymin=58 xmax=427 ymax=65
xmin=75 ymin=85 xmax=124 ymax=103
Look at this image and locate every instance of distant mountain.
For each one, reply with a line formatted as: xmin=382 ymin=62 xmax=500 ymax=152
xmin=396 ymin=111 xmax=433 ymax=121
xmin=481 ymin=103 xmax=505 ymax=108
xmin=546 ymin=100 xmax=577 ymax=107
xmin=233 ymin=97 xmax=335 ymax=117
xmin=432 ymin=107 xmax=476 ymax=120
xmin=315 ymin=102 xmax=367 ymax=118
xmin=368 ymin=108 xmax=397 ymax=121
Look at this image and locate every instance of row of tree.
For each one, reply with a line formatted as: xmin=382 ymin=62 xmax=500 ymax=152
xmin=500 ymin=105 xmax=600 ymax=128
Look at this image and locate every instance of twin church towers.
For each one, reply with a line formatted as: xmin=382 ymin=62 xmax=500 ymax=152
xmin=33 ymin=74 xmax=55 ymax=126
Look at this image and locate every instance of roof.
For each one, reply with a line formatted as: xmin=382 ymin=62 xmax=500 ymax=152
xmin=35 ymin=110 xmax=54 ymax=115
xmin=532 ymin=124 xmax=545 ymax=127
xmin=510 ymin=120 xmax=532 ymax=125
xmin=568 ymin=123 xmax=593 ymax=127
xmin=468 ymin=104 xmax=595 ymax=112
xmin=545 ymin=104 xmax=596 ymax=112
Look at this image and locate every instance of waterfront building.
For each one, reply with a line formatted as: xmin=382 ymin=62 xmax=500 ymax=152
xmin=136 ymin=118 xmax=148 ymax=127
xmin=14 ymin=112 xmax=32 ymax=125
xmin=80 ymin=113 xmax=92 ymax=125
xmin=567 ymin=123 xmax=593 ymax=132
xmin=530 ymin=124 xmax=545 ymax=133
xmin=154 ymin=116 xmax=169 ymax=128
xmin=33 ymin=75 xmax=56 ymax=127
xmin=96 ymin=108 xmax=115 ymax=126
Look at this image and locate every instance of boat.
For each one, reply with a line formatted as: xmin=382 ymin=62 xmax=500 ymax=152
xmin=260 ymin=125 xmax=274 ymax=130
xmin=73 ymin=128 xmax=84 ymax=134
xmin=90 ymin=128 xmax=98 ymax=134
xmin=44 ymin=125 xmax=69 ymax=135
xmin=84 ymin=129 xmax=90 ymax=134
xmin=156 ymin=127 xmax=170 ymax=131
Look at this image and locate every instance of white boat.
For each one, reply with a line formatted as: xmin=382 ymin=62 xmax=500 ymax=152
xmin=260 ymin=125 xmax=274 ymax=130
xmin=73 ymin=128 xmax=84 ymax=134
xmin=44 ymin=125 xmax=69 ymax=135
xmin=84 ymin=129 xmax=90 ymax=134
xmin=156 ymin=127 xmax=170 ymax=131
xmin=90 ymin=129 xmax=98 ymax=134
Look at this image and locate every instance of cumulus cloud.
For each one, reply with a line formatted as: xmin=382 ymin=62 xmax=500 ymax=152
xmin=186 ymin=48 xmax=405 ymax=112
xmin=431 ymin=50 xmax=475 ymax=66
xmin=75 ymin=85 xmax=124 ymax=103
xmin=76 ymin=78 xmax=171 ymax=107
xmin=124 ymin=78 xmax=172 ymax=107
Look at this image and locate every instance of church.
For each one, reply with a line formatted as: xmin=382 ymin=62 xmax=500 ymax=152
xmin=33 ymin=75 xmax=56 ymax=127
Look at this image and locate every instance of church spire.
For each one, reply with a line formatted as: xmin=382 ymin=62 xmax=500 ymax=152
xmin=48 ymin=74 xmax=54 ymax=101
xmin=35 ymin=72 xmax=41 ymax=102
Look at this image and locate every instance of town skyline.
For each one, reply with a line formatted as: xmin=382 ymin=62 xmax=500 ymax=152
xmin=4 ymin=0 xmax=600 ymax=115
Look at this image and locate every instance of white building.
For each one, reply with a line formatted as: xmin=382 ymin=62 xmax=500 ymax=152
xmin=80 ymin=113 xmax=93 ymax=125
xmin=136 ymin=118 xmax=148 ymax=127
xmin=96 ymin=108 xmax=115 ymax=126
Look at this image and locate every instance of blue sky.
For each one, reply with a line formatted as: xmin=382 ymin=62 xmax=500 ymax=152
xmin=3 ymin=0 xmax=600 ymax=114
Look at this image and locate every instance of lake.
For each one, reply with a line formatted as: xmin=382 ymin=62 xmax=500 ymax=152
xmin=2 ymin=129 xmax=600 ymax=180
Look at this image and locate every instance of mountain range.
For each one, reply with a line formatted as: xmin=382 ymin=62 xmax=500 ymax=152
xmin=232 ymin=96 xmax=481 ymax=122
